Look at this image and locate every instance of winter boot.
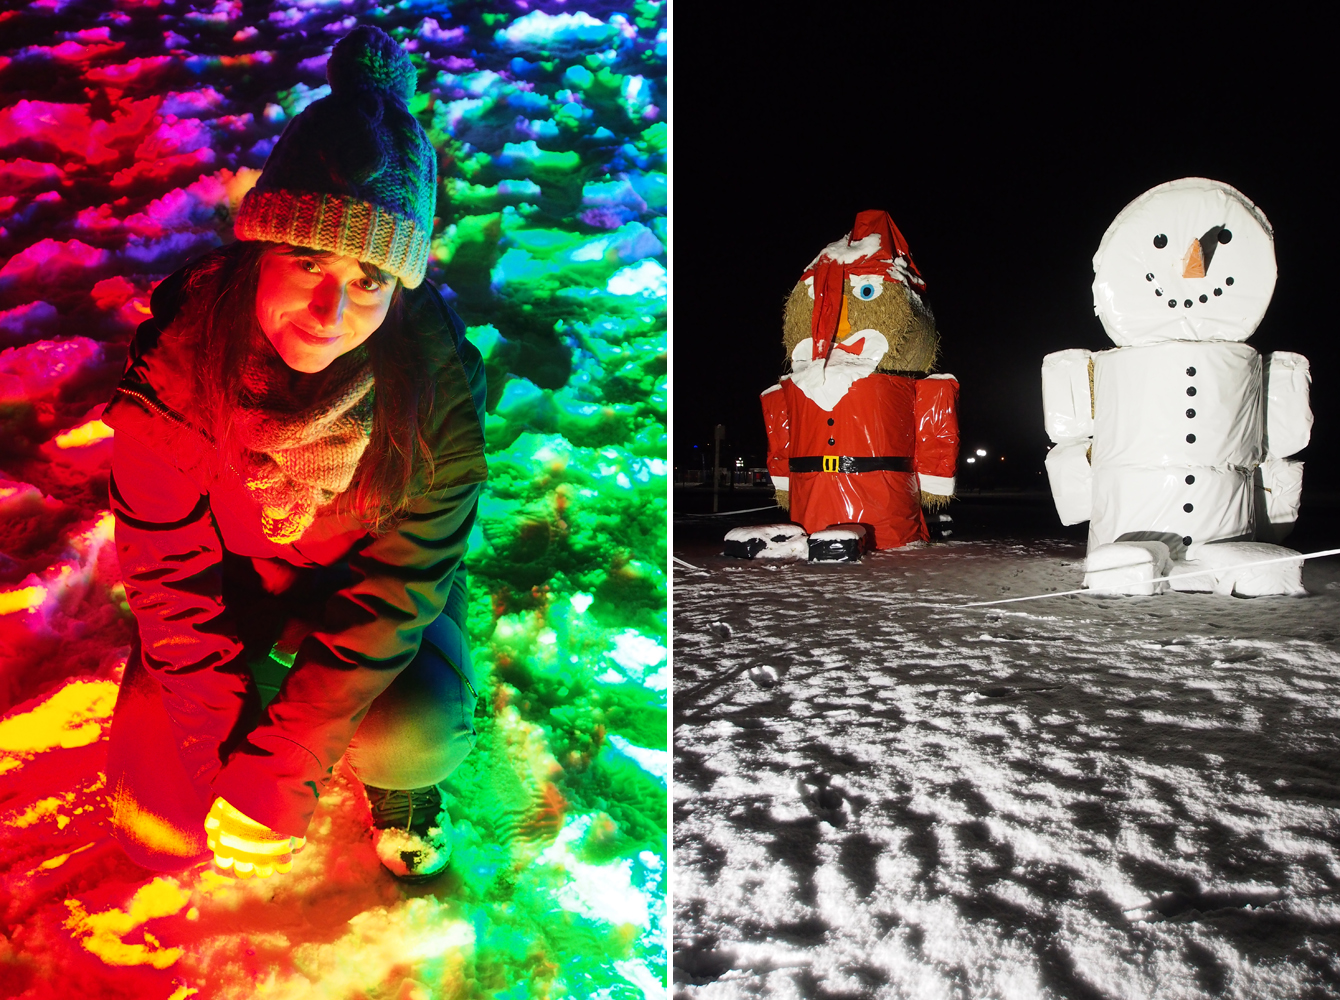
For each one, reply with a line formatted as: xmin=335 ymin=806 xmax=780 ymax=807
xmin=365 ymin=783 xmax=452 ymax=882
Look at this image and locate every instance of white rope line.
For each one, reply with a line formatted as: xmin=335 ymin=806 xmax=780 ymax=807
xmin=959 ymin=547 xmax=1340 ymax=608
xmin=677 ymin=504 xmax=782 ymax=517
xmin=672 ymin=556 xmax=705 ymax=571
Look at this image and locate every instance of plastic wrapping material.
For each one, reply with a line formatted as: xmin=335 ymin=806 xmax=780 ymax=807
xmin=1260 ymin=456 xmax=1304 ymax=524
xmin=1041 ymin=349 xmax=1094 ymax=442
xmin=1083 ymin=541 xmax=1172 ymax=596
xmin=1044 ymin=439 xmax=1093 ymax=525
xmin=1089 ymin=466 xmax=1253 ymax=550
xmin=1168 ymin=541 xmax=1304 ymax=597
xmin=1265 ymin=351 xmax=1313 ymax=458
xmin=808 ymin=525 xmax=866 ymax=563
xmin=1091 ymin=341 xmax=1263 ymax=470
xmin=723 ymin=523 xmax=808 ymax=561
xmin=760 ymin=357 xmax=959 ymax=549
xmin=1092 ymin=178 xmax=1277 ymax=347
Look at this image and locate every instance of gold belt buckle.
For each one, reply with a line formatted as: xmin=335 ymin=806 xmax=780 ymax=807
xmin=822 ymin=455 xmax=839 ymax=472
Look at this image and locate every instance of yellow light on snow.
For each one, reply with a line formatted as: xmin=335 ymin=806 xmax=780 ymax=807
xmin=0 ymin=585 xmax=47 ymax=616
xmin=54 ymin=419 xmax=114 ymax=449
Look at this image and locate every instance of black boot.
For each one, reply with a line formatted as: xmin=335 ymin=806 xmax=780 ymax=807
xmin=364 ymin=783 xmax=452 ymax=882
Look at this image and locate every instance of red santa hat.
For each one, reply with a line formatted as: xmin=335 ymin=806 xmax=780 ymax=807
xmin=801 ymin=210 xmax=926 ymax=362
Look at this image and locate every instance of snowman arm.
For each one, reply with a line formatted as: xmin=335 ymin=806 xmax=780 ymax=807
xmin=914 ymin=375 xmax=959 ymax=497
xmin=1264 ymin=351 xmax=1312 ymax=459
xmin=1041 ymin=349 xmax=1094 ymax=442
xmin=761 ymin=383 xmax=790 ymax=492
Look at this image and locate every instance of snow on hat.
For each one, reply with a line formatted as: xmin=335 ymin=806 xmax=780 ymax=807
xmin=802 ymin=210 xmax=925 ymax=362
xmin=234 ymin=25 xmax=436 ymax=288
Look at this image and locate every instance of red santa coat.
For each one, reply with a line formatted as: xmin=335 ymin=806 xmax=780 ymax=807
xmin=762 ymin=332 xmax=959 ymax=549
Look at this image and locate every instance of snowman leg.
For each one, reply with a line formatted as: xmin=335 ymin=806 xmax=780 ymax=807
xmin=1084 ymin=541 xmax=1173 ymax=596
xmin=1169 ymin=542 xmax=1305 ymax=597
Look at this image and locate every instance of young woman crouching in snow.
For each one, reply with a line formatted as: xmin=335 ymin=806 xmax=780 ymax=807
xmin=101 ymin=26 xmax=486 ymax=883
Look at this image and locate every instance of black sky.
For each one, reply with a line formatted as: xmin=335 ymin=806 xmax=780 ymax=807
xmin=671 ymin=10 xmax=1336 ymax=486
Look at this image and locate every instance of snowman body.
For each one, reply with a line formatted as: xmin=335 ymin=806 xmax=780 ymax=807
xmin=1043 ymin=178 xmax=1312 ymax=595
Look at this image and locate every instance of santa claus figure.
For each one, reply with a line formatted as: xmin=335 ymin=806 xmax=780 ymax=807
xmin=1043 ymin=178 xmax=1313 ymax=596
xmin=761 ymin=210 xmax=960 ymax=550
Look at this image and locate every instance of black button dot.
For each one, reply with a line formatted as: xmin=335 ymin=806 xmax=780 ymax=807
xmin=1183 ymin=535 xmax=1193 ymax=545
xmin=1218 ymin=229 xmax=1232 ymax=244
xmin=1226 ymin=277 xmax=1234 ymax=285
xmin=1153 ymin=234 xmax=1168 ymax=248
xmin=1183 ymin=502 xmax=1194 ymax=513
xmin=1168 ymin=299 xmax=1177 ymax=309
xmin=828 ymin=438 xmax=835 ymax=446
xmin=1184 ymin=299 xmax=1193 ymax=308
xmin=1186 ymin=433 xmax=1196 ymax=443
xmin=1186 ymin=367 xmax=1196 ymax=376
xmin=1185 ymin=474 xmax=1195 ymax=484
xmin=1155 ymin=288 xmax=1163 ymax=297
xmin=1214 ymin=288 xmax=1222 ymax=296
xmin=1186 ymin=386 xmax=1197 ymax=396
xmin=1186 ymin=408 xmax=1196 ymax=418
xmin=1146 ymin=273 xmax=1155 ymax=281
xmin=1199 ymin=294 xmax=1208 ymax=303
xmin=827 ymin=418 xmax=834 ymax=426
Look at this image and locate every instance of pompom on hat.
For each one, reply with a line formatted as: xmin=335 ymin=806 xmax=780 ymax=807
xmin=234 ymin=25 xmax=436 ymax=288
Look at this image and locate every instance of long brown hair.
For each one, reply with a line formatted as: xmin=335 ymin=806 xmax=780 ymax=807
xmin=179 ymin=240 xmax=436 ymax=533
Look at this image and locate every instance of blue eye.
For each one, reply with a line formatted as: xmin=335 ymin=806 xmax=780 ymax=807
xmin=858 ymin=284 xmax=875 ymax=299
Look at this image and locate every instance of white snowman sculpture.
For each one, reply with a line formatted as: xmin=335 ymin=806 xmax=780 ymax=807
xmin=1043 ymin=177 xmax=1313 ymax=596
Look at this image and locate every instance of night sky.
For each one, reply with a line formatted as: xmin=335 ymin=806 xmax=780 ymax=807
xmin=671 ymin=11 xmax=1336 ymax=488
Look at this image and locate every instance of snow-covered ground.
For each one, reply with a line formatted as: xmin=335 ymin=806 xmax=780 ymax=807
xmin=1 ymin=1 xmax=667 ymax=997
xmin=672 ymin=524 xmax=1340 ymax=998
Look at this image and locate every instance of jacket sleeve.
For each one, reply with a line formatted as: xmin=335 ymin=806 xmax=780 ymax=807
xmin=212 ymin=291 xmax=488 ymax=836
xmin=761 ymin=384 xmax=790 ymax=491
xmin=109 ymin=428 xmax=253 ymax=799
xmin=913 ymin=375 xmax=959 ymax=496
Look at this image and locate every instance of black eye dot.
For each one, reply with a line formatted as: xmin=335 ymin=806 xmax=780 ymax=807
xmin=1226 ymin=277 xmax=1234 ymax=285
xmin=1186 ymin=408 xmax=1196 ymax=418
xmin=1218 ymin=229 xmax=1232 ymax=244
xmin=1155 ymin=289 xmax=1164 ymax=297
xmin=1184 ymin=299 xmax=1193 ymax=308
xmin=1199 ymin=294 xmax=1208 ymax=303
xmin=1186 ymin=367 xmax=1196 ymax=376
xmin=1184 ymin=502 xmax=1194 ymax=513
xmin=1183 ymin=535 xmax=1193 ymax=545
xmin=1146 ymin=273 xmax=1155 ymax=282
xmin=1168 ymin=299 xmax=1177 ymax=309
xmin=1187 ymin=386 xmax=1197 ymax=396
xmin=1214 ymin=288 xmax=1222 ymax=296
xmin=1185 ymin=474 xmax=1195 ymax=484
xmin=1186 ymin=433 xmax=1197 ymax=443
xmin=1153 ymin=234 xmax=1168 ymax=248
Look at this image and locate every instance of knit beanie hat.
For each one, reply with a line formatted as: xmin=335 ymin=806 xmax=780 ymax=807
xmin=234 ymin=26 xmax=436 ymax=288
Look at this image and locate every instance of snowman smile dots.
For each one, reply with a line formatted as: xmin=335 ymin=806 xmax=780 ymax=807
xmin=1042 ymin=177 xmax=1314 ymax=597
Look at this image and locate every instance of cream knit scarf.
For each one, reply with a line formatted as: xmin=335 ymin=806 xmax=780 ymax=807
xmin=234 ymin=344 xmax=374 ymax=545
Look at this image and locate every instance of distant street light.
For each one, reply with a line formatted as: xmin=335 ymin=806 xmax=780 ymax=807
xmin=966 ymin=457 xmax=976 ymax=464
xmin=975 ymin=448 xmax=987 ymax=457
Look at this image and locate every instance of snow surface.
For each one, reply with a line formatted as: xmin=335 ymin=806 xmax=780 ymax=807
xmin=673 ymin=538 xmax=1340 ymax=998
xmin=1 ymin=1 xmax=667 ymax=996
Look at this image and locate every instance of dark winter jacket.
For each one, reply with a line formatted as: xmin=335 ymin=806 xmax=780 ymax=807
xmin=102 ymin=244 xmax=488 ymax=836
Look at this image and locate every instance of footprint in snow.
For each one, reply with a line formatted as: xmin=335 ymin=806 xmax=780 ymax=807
xmin=748 ymin=665 xmax=779 ymax=688
xmin=798 ymin=775 xmax=847 ymax=826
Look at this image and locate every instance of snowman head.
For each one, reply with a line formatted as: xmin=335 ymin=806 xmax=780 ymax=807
xmin=1092 ymin=178 xmax=1275 ymax=347
xmin=781 ymin=209 xmax=938 ymax=373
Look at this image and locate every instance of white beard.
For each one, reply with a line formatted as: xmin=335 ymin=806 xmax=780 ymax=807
xmin=787 ymin=330 xmax=887 ymax=411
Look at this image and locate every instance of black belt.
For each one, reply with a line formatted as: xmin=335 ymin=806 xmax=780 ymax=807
xmin=789 ymin=456 xmax=913 ymax=473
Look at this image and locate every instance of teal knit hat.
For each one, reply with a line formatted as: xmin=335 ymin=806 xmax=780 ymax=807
xmin=234 ymin=26 xmax=436 ymax=288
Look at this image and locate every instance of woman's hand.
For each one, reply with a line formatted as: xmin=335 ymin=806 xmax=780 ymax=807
xmin=204 ymin=797 xmax=304 ymax=878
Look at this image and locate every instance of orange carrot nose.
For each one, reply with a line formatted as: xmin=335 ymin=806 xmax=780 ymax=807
xmin=1182 ymin=239 xmax=1206 ymax=279
xmin=835 ymin=293 xmax=852 ymax=341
